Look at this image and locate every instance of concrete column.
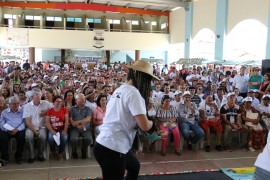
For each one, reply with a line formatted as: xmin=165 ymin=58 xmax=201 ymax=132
xmin=29 ymin=47 xmax=35 ymax=64
xmin=266 ymin=1 xmax=270 ymax=59
xmin=184 ymin=3 xmax=193 ymax=58
xmin=40 ymin=15 xmax=43 ymax=29
xmin=215 ymin=0 xmax=228 ymax=61
xmin=63 ymin=17 xmax=66 ymax=30
xmin=135 ymin=50 xmax=140 ymax=60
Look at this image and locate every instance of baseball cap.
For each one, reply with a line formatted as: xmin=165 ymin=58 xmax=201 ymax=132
xmin=227 ymin=92 xmax=236 ymax=97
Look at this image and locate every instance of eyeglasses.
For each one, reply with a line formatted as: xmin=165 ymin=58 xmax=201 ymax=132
xmin=55 ymin=100 xmax=62 ymax=103
xmin=198 ymin=88 xmax=202 ymax=90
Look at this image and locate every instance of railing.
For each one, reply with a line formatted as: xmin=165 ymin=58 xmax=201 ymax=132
xmin=0 ymin=24 xmax=168 ymax=34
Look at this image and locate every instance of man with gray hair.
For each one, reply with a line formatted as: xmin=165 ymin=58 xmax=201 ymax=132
xmin=0 ymin=96 xmax=25 ymax=164
xmin=69 ymin=93 xmax=92 ymax=159
xmin=23 ymin=88 xmax=53 ymax=163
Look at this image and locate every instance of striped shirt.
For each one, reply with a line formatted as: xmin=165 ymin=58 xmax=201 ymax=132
xmin=156 ymin=105 xmax=178 ymax=122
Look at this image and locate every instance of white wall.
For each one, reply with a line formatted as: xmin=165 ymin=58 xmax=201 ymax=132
xmin=169 ymin=8 xmax=185 ymax=44
xmin=0 ymin=27 xmax=169 ymax=50
xmin=227 ymin=0 xmax=269 ymax=33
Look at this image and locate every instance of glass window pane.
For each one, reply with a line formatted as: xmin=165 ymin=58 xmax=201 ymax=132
xmin=25 ymin=15 xmax=34 ymax=20
xmin=113 ymin=20 xmax=120 ymax=24
xmin=67 ymin=17 xmax=74 ymax=22
xmin=161 ymin=23 xmax=167 ymax=29
xmin=88 ymin=18 xmax=94 ymax=23
xmin=109 ymin=19 xmax=113 ymax=24
xmin=75 ymin=18 xmax=82 ymax=23
xmin=94 ymin=19 xmax=101 ymax=23
xmin=34 ymin=16 xmax=41 ymax=20
xmin=55 ymin=17 xmax=62 ymax=22
xmin=12 ymin=15 xmax=17 ymax=19
xmin=46 ymin=16 xmax=54 ymax=21
xmin=4 ymin=14 xmax=12 ymax=19
xmin=152 ymin=21 xmax=157 ymax=26
xmin=145 ymin=21 xmax=149 ymax=24
xmin=132 ymin=21 xmax=139 ymax=25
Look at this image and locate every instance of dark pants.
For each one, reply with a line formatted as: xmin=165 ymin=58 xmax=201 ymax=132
xmin=0 ymin=130 xmax=25 ymax=161
xmin=93 ymin=142 xmax=140 ymax=180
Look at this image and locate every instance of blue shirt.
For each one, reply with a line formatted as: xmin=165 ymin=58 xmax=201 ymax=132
xmin=0 ymin=108 xmax=25 ymax=132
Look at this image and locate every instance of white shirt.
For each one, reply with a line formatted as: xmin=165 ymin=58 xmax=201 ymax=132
xmin=96 ymin=84 xmax=146 ymax=154
xmin=254 ymin=133 xmax=270 ymax=171
xmin=232 ymin=74 xmax=249 ymax=93
xmin=251 ymin=97 xmax=260 ymax=108
xmin=23 ymin=100 xmax=53 ymax=128
xmin=82 ymin=63 xmax=88 ymax=70
xmin=85 ymin=100 xmax=97 ymax=110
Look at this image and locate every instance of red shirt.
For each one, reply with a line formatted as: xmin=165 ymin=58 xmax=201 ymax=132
xmin=46 ymin=107 xmax=68 ymax=131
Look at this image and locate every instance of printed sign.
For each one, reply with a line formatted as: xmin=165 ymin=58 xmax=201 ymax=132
xmin=93 ymin=30 xmax=104 ymax=48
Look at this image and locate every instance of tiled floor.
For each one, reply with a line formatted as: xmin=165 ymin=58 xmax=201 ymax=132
xmin=0 ymin=144 xmax=261 ymax=180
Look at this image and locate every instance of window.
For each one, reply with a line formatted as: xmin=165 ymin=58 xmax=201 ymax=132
xmin=75 ymin=18 xmax=82 ymax=23
xmin=109 ymin=19 xmax=120 ymax=24
xmin=88 ymin=18 xmax=101 ymax=23
xmin=46 ymin=16 xmax=54 ymax=21
xmin=94 ymin=19 xmax=101 ymax=23
xmin=25 ymin=15 xmax=34 ymax=20
xmin=161 ymin=23 xmax=167 ymax=29
xmin=132 ymin=20 xmax=139 ymax=25
xmin=152 ymin=21 xmax=157 ymax=26
xmin=54 ymin=17 xmax=62 ymax=22
xmin=34 ymin=16 xmax=41 ymax=20
xmin=67 ymin=17 xmax=75 ymax=22
xmin=4 ymin=14 xmax=12 ymax=19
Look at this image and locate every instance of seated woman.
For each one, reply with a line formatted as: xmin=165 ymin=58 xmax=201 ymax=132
xmin=241 ymin=97 xmax=265 ymax=151
xmin=156 ymin=95 xmax=181 ymax=156
xmin=46 ymin=96 xmax=69 ymax=160
xmin=179 ymin=91 xmax=205 ymax=150
xmin=92 ymin=95 xmax=107 ymax=137
xmin=199 ymin=93 xmax=223 ymax=152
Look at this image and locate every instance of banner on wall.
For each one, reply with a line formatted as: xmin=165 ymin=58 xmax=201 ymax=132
xmin=73 ymin=55 xmax=101 ymax=63
xmin=93 ymin=30 xmax=104 ymax=48
xmin=6 ymin=28 xmax=29 ymax=46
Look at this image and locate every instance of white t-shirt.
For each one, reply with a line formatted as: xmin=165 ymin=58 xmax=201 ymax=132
xmin=254 ymin=133 xmax=270 ymax=171
xmin=96 ymin=84 xmax=146 ymax=154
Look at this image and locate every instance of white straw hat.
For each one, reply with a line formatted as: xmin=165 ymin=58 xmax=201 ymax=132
xmin=126 ymin=60 xmax=159 ymax=80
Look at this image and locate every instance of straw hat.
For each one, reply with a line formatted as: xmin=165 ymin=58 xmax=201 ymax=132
xmin=182 ymin=91 xmax=191 ymax=97
xmin=126 ymin=60 xmax=159 ymax=80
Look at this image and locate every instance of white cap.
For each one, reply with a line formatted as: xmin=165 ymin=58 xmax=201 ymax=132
xmin=73 ymin=74 xmax=77 ymax=77
xmin=74 ymin=80 xmax=80 ymax=84
xmin=226 ymin=92 xmax=236 ymax=98
xmin=31 ymin=83 xmax=38 ymax=87
xmin=44 ymin=75 xmax=48 ymax=78
xmin=174 ymin=90 xmax=182 ymax=96
xmin=80 ymin=82 xmax=85 ymax=86
xmin=53 ymin=76 xmax=58 ymax=80
xmin=242 ymin=97 xmax=253 ymax=102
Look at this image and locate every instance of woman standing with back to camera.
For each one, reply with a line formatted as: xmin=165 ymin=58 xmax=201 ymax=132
xmin=93 ymin=60 xmax=159 ymax=180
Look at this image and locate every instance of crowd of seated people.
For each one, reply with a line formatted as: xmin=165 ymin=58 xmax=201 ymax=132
xmin=0 ymin=60 xmax=269 ymax=165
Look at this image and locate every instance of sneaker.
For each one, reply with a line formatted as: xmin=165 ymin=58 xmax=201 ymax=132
xmin=187 ymin=143 xmax=192 ymax=150
xmin=72 ymin=152 xmax=78 ymax=159
xmin=81 ymin=150 xmax=87 ymax=159
xmin=57 ymin=153 xmax=64 ymax=161
xmin=224 ymin=145 xmax=232 ymax=152
xmin=161 ymin=151 xmax=166 ymax=156
xmin=27 ymin=158 xmax=35 ymax=163
xmin=38 ymin=157 xmax=46 ymax=162
xmin=215 ymin=145 xmax=223 ymax=151
xmin=205 ymin=145 xmax=210 ymax=152
xmin=175 ymin=150 xmax=181 ymax=156
xmin=241 ymin=145 xmax=248 ymax=152
xmin=249 ymin=147 xmax=256 ymax=152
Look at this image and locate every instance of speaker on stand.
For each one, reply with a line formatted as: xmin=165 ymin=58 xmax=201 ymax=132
xmin=262 ymin=59 xmax=270 ymax=75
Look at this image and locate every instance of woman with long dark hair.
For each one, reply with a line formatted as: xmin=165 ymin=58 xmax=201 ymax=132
xmin=93 ymin=60 xmax=159 ymax=180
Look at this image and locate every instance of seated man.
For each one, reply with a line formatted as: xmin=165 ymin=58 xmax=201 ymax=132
xmin=0 ymin=96 xmax=25 ymax=164
xmin=69 ymin=93 xmax=92 ymax=159
xmin=220 ymin=92 xmax=248 ymax=152
xmin=23 ymin=88 xmax=53 ymax=163
xmin=178 ymin=91 xmax=204 ymax=150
